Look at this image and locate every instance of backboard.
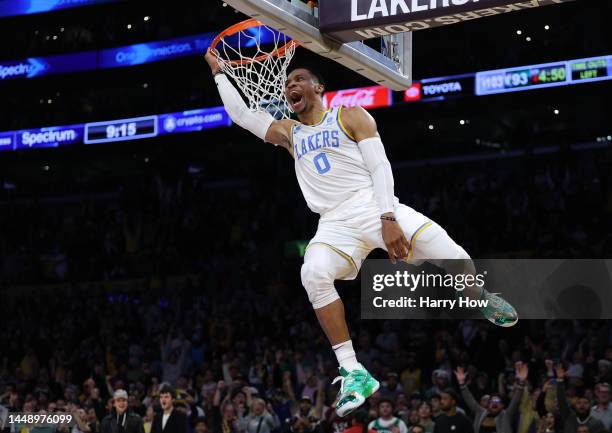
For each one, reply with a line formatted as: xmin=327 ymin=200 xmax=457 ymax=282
xmin=221 ymin=0 xmax=413 ymax=90
xmin=221 ymin=0 xmax=577 ymax=91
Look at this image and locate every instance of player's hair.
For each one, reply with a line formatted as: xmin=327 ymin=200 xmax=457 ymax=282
xmin=288 ymin=66 xmax=326 ymax=90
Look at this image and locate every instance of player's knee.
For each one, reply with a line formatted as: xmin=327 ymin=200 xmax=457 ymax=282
xmin=300 ymin=261 xmax=339 ymax=309
xmin=452 ymin=245 xmax=470 ymax=260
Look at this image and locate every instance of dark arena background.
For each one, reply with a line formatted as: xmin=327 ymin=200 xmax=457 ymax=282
xmin=1 ymin=2 xmax=612 ymax=433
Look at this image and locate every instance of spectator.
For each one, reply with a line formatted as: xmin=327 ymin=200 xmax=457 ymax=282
xmin=455 ymin=363 xmax=526 ymax=433
xmin=194 ymin=418 xmax=208 ymax=433
xmin=151 ymin=385 xmax=188 ymax=433
xmin=426 ymin=372 xmax=450 ymax=400
xmin=239 ymin=398 xmax=280 ymax=433
xmin=400 ymin=354 xmax=421 ymax=396
xmin=144 ymin=407 xmax=155 ymax=433
xmin=101 ymin=390 xmax=145 ymax=433
xmin=428 ymin=395 xmax=443 ymax=421
xmin=590 ymin=383 xmax=612 ymax=429
xmin=210 ymin=381 xmax=241 ymax=433
xmin=536 ymin=413 xmax=558 ymax=433
xmin=416 ymin=403 xmax=434 ymax=433
xmin=368 ymin=399 xmax=408 ymax=433
xmin=289 ymin=396 xmax=321 ymax=433
xmin=380 ymin=374 xmax=403 ymax=401
xmin=432 ymin=389 xmax=473 ymax=433
xmin=555 ymin=364 xmax=604 ymax=433
xmin=343 ymin=411 xmax=376 ymax=433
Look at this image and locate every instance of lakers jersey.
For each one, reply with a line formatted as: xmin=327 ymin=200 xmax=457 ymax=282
xmin=292 ymin=107 xmax=373 ymax=214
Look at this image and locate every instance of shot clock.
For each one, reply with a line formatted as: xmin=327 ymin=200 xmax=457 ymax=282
xmin=84 ymin=115 xmax=157 ymax=144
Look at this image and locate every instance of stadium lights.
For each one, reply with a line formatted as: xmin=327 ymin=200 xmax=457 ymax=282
xmin=47 ymin=99 xmax=53 ymax=104
xmin=127 ymin=24 xmax=132 ymax=29
xmin=60 ymin=27 xmax=65 ymax=32
xmin=544 ymin=25 xmax=550 ymax=30
xmin=526 ymin=36 xmax=532 ymax=42
xmin=43 ymin=165 xmax=50 ymax=171
xmin=428 ymin=124 xmax=434 ymax=130
xmin=554 ymin=109 xmax=560 ymax=115
xmin=144 ymin=16 xmax=150 ymax=21
xmin=460 ymin=120 xmax=466 ymax=125
xmin=53 ymin=35 xmax=58 ymax=40
xmin=516 ymin=30 xmax=522 ymax=35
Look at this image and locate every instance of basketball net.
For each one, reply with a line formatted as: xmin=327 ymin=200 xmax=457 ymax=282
xmin=211 ymin=19 xmax=299 ymax=120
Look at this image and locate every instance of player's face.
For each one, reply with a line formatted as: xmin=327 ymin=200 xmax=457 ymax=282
xmin=285 ymin=69 xmax=324 ymax=115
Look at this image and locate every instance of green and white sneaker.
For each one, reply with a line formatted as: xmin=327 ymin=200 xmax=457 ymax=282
xmin=479 ymin=290 xmax=518 ymax=327
xmin=332 ymin=364 xmax=380 ymax=417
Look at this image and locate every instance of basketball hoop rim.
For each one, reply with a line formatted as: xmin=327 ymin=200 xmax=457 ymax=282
xmin=210 ymin=18 xmax=300 ymax=66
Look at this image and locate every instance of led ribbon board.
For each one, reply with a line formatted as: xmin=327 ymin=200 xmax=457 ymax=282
xmin=1 ymin=55 xmax=610 ymax=152
xmin=0 ymin=29 xmax=277 ymax=81
xmin=319 ymin=0 xmax=577 ymax=43
xmin=0 ymin=0 xmax=119 ymax=18
xmin=0 ymin=107 xmax=231 ymax=151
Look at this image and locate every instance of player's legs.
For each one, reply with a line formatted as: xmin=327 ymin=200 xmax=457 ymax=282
xmin=301 ymin=244 xmax=354 ymax=346
xmin=301 ymin=243 xmax=379 ymax=416
xmin=396 ymin=208 xmax=518 ymax=327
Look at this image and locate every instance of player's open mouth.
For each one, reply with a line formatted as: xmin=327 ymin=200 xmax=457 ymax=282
xmin=289 ymin=91 xmax=304 ymax=110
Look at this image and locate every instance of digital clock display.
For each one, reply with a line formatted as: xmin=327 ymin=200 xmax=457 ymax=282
xmin=476 ymin=63 xmax=568 ymax=95
xmin=570 ymin=56 xmax=611 ymax=81
xmin=85 ymin=115 xmax=157 ymax=144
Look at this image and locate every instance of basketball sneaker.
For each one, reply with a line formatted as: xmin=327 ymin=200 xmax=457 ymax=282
xmin=479 ymin=290 xmax=518 ymax=327
xmin=332 ymin=364 xmax=380 ymax=417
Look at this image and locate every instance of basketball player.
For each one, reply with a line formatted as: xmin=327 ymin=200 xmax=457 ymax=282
xmin=204 ymin=49 xmax=518 ymax=417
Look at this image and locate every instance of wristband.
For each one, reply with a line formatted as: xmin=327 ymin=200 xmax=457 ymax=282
xmin=381 ymin=215 xmax=396 ymax=222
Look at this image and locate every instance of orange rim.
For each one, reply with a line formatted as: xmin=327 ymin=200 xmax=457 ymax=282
xmin=210 ymin=18 xmax=299 ymax=66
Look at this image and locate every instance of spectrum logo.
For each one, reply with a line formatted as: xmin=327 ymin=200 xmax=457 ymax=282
xmin=0 ymin=59 xmax=47 ymax=80
xmin=0 ymin=63 xmax=34 ymax=79
xmin=20 ymin=129 xmax=78 ymax=147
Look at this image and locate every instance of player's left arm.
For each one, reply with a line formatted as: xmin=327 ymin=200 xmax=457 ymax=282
xmin=341 ymin=106 xmax=410 ymax=263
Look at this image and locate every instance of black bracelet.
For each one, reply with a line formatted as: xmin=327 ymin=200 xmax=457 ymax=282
xmin=380 ymin=215 xmax=396 ymax=222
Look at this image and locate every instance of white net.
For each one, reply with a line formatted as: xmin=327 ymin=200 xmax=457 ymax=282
xmin=215 ymin=21 xmax=298 ymax=120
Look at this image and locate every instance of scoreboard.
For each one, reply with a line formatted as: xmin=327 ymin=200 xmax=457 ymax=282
xmin=476 ymin=55 xmax=612 ymax=95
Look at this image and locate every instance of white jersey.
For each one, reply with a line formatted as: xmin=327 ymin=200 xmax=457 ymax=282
xmin=291 ymin=107 xmax=373 ymax=214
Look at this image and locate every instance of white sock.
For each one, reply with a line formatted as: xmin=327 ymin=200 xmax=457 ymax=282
xmin=332 ymin=340 xmax=360 ymax=371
